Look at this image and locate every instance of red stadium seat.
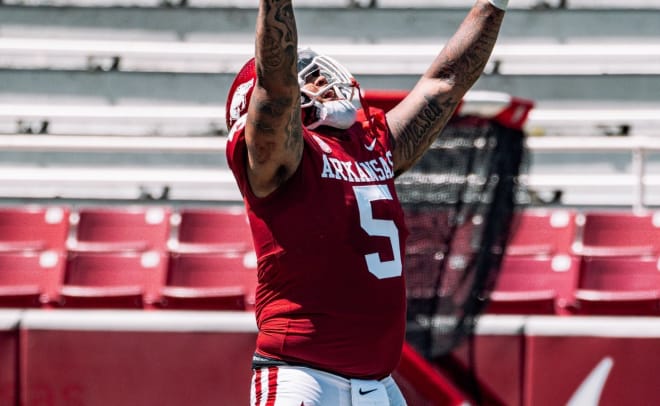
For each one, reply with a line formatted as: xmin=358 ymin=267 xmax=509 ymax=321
xmin=488 ymin=254 xmax=580 ymax=315
xmin=159 ymin=251 xmax=258 ymax=310
xmin=172 ymin=206 xmax=253 ymax=253
xmin=404 ymin=207 xmax=448 ymax=250
xmin=0 ymin=250 xmax=65 ymax=307
xmin=70 ymin=206 xmax=171 ymax=253
xmin=404 ymin=207 xmax=474 ymax=255
xmin=405 ymin=250 xmax=443 ymax=300
xmin=0 ymin=206 xmax=69 ymax=252
xmin=506 ymin=209 xmax=577 ymax=256
xmin=58 ymin=251 xmax=167 ymax=309
xmin=577 ymin=211 xmax=660 ymax=257
xmin=572 ymin=256 xmax=660 ymax=316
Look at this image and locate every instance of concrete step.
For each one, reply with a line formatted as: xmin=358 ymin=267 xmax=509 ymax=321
xmin=2 ymin=6 xmax=660 ymax=43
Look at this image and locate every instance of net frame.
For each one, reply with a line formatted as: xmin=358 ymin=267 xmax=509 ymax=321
xmin=397 ymin=107 xmax=529 ymax=359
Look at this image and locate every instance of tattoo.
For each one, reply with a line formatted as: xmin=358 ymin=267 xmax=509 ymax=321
xmin=248 ymin=103 xmax=301 ymax=157
xmin=393 ymin=96 xmax=459 ymax=174
xmin=392 ymin=2 xmax=503 ymax=175
xmin=255 ymin=96 xmax=292 ymax=119
xmin=257 ymin=0 xmax=298 ymax=84
xmin=253 ymin=0 xmax=299 ymax=132
xmin=248 ymin=0 xmax=303 ymax=184
xmin=431 ymin=3 xmax=503 ymax=91
xmin=284 ymin=102 xmax=303 ymax=158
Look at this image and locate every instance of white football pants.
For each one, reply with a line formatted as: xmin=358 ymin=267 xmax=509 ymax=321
xmin=251 ymin=365 xmax=407 ymax=406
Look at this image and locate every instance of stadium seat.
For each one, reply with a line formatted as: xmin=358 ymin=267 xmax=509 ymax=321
xmin=405 ymin=250 xmax=444 ymax=300
xmin=577 ymin=211 xmax=660 ymax=257
xmin=404 ymin=207 xmax=484 ymax=257
xmin=159 ymin=251 xmax=258 ymax=311
xmin=506 ymin=209 xmax=577 ymax=256
xmin=172 ymin=206 xmax=253 ymax=253
xmin=58 ymin=250 xmax=167 ymax=309
xmin=572 ymin=255 xmax=660 ymax=316
xmin=70 ymin=206 xmax=171 ymax=253
xmin=488 ymin=254 xmax=580 ymax=315
xmin=404 ymin=207 xmax=451 ymax=254
xmin=0 ymin=250 xmax=65 ymax=308
xmin=0 ymin=206 xmax=69 ymax=252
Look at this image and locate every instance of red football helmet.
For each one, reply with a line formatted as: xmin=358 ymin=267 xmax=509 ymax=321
xmin=225 ymin=49 xmax=359 ymax=132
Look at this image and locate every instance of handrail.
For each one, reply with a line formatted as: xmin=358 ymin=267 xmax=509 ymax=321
xmin=526 ymin=136 xmax=659 ymax=212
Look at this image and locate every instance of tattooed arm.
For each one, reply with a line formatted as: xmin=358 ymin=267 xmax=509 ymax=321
xmin=245 ymin=0 xmax=303 ymax=197
xmin=387 ymin=0 xmax=505 ymax=176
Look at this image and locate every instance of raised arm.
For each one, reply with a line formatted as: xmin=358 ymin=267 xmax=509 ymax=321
xmin=387 ymin=0 xmax=506 ymax=176
xmin=245 ymin=0 xmax=304 ymax=197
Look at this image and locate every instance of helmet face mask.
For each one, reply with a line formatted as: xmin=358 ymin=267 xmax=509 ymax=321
xmin=297 ymin=49 xmax=359 ymax=130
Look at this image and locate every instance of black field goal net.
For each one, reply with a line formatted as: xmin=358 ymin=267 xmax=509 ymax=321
xmin=396 ymin=106 xmax=529 ymax=359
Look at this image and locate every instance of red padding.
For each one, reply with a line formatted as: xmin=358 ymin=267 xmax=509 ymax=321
xmin=396 ymin=342 xmax=473 ymax=406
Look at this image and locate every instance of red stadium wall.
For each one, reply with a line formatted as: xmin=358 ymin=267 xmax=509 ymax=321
xmin=524 ymin=317 xmax=660 ymax=406
xmin=0 ymin=310 xmax=659 ymax=405
xmin=434 ymin=316 xmax=660 ymax=406
xmin=2 ymin=203 xmax=660 ymax=404
xmin=448 ymin=317 xmax=526 ymax=406
xmin=19 ymin=311 xmax=257 ymax=406
xmin=0 ymin=312 xmax=19 ymax=406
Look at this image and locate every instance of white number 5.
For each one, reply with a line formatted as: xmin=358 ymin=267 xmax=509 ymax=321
xmin=353 ymin=185 xmax=402 ymax=279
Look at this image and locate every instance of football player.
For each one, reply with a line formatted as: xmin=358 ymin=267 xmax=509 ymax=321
xmin=225 ymin=1 xmax=509 ymax=404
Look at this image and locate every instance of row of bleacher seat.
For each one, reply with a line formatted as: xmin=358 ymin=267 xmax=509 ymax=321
xmin=406 ymin=208 xmax=660 ymax=316
xmin=0 ymin=205 xmax=257 ymax=310
xmin=508 ymin=209 xmax=660 ymax=257
xmin=0 ymin=249 xmax=257 ymax=310
xmin=490 ymin=254 xmax=660 ymax=316
xmin=2 ymin=205 xmax=660 ymax=315
xmin=406 ymin=208 xmax=660 ymax=257
xmin=496 ymin=209 xmax=660 ymax=316
xmin=0 ymin=205 xmax=253 ymax=253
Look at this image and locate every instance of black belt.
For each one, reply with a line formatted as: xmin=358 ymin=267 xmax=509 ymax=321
xmin=251 ymin=353 xmax=385 ymax=381
xmin=252 ymin=353 xmax=290 ymax=369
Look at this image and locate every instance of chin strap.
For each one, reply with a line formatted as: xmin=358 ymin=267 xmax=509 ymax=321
xmin=353 ymin=79 xmax=380 ymax=141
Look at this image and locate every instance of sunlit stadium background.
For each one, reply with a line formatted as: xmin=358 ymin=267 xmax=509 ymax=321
xmin=1 ymin=1 xmax=660 ymax=405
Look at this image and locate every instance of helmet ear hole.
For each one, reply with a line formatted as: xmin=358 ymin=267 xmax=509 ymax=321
xmin=301 ymin=93 xmax=312 ymax=106
xmin=301 ymin=105 xmax=314 ymax=127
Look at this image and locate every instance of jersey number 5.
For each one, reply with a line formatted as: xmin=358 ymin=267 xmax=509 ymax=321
xmin=353 ymin=185 xmax=402 ymax=279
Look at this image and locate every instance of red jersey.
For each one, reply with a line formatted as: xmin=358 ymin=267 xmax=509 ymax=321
xmin=226 ymin=109 xmax=409 ymax=379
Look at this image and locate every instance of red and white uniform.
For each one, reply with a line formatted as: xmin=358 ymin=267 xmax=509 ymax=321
xmin=227 ymin=109 xmax=409 ymax=380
